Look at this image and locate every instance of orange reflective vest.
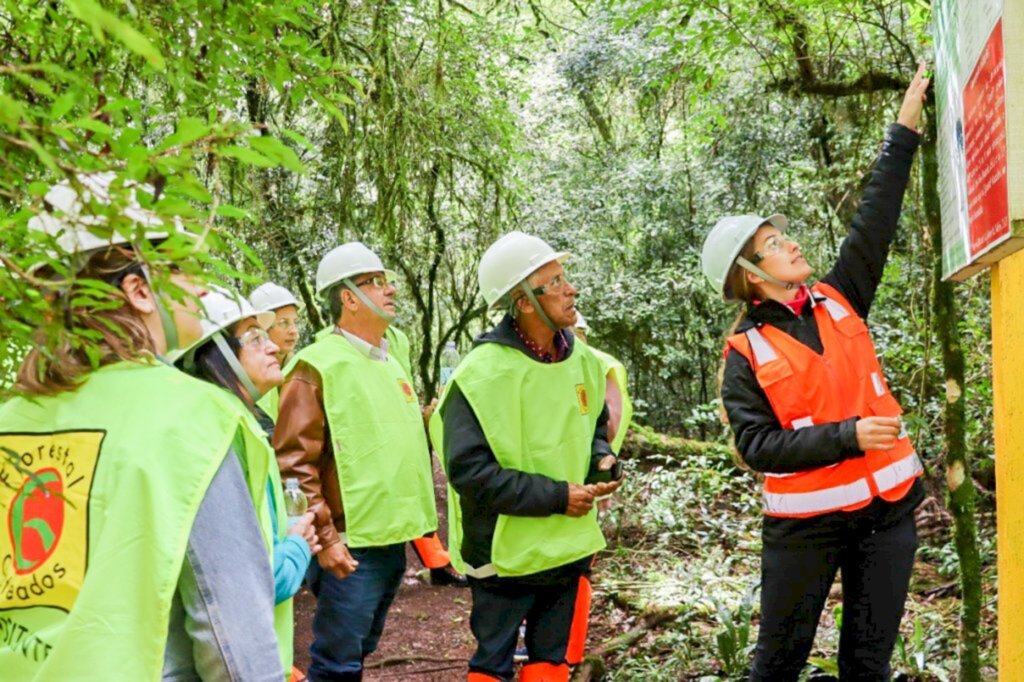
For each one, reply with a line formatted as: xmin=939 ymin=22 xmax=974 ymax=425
xmin=725 ymin=282 xmax=922 ymax=518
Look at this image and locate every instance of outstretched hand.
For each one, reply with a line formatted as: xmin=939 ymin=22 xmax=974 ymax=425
xmin=897 ymin=62 xmax=930 ymax=133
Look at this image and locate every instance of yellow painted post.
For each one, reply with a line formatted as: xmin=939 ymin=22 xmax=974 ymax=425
xmin=991 ymin=248 xmax=1024 ymax=678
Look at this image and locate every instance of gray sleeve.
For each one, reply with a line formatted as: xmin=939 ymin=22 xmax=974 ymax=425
xmin=176 ymin=449 xmax=284 ymax=681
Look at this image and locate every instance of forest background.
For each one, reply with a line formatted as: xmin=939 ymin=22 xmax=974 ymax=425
xmin=0 ymin=1 xmax=997 ymax=679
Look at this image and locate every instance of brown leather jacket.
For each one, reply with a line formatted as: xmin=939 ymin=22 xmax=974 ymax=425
xmin=272 ymin=362 xmax=345 ymax=548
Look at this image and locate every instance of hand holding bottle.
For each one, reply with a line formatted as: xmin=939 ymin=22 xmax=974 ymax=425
xmin=287 ymin=510 xmax=322 ymax=556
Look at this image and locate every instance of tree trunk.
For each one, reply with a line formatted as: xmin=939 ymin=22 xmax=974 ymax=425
xmin=922 ymin=102 xmax=981 ymax=682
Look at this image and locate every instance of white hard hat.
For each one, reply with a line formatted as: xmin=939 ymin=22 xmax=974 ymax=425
xmin=315 ymin=242 xmax=396 ymax=296
xmin=701 ymin=213 xmax=788 ymax=301
xmin=249 ymin=282 xmax=301 ymax=313
xmin=478 ymin=231 xmax=570 ymax=308
xmin=574 ymin=312 xmax=590 ymax=333
xmin=27 ymin=172 xmax=181 ymax=255
xmin=170 ymin=287 xmax=275 ymax=361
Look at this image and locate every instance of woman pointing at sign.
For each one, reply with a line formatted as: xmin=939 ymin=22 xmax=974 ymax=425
xmin=701 ymin=65 xmax=929 ymax=680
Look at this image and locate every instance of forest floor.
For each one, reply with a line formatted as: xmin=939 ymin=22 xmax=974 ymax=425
xmin=292 ymin=438 xmax=998 ymax=681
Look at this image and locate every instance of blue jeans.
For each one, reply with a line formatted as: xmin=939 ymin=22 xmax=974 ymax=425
xmin=306 ymin=543 xmax=406 ymax=680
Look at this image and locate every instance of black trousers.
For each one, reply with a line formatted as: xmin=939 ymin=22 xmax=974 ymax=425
xmin=750 ymin=511 xmax=918 ymax=681
xmin=467 ymin=574 xmax=586 ymax=680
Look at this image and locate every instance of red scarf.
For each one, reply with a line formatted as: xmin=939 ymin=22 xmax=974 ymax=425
xmin=755 ymin=285 xmax=811 ymax=315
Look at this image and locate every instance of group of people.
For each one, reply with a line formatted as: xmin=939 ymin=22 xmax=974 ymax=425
xmin=0 ymin=66 xmax=929 ymax=681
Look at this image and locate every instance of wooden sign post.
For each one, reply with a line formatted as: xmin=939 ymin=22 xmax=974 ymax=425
xmin=935 ymin=0 xmax=1023 ymax=676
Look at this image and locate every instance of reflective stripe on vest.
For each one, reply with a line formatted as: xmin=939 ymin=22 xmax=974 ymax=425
xmin=745 ymin=327 xmax=778 ymax=364
xmin=765 ymin=448 xmax=925 ymax=512
xmin=820 ymin=295 xmax=850 ymax=321
xmin=764 ymin=477 xmax=873 ymax=516
xmin=726 ymin=282 xmax=921 ymax=518
xmin=873 ymin=451 xmax=923 ymax=493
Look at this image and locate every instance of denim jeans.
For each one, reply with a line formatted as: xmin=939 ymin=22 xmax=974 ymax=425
xmin=163 ymin=450 xmax=283 ymax=681
xmin=306 ymin=542 xmax=406 ymax=680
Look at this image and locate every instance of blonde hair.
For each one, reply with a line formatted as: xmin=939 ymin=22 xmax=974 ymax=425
xmin=16 ymin=248 xmax=157 ymax=396
xmin=718 ymin=236 xmax=761 ymax=473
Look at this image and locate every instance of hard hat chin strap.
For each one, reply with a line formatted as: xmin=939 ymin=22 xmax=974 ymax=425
xmin=342 ymin=278 xmax=396 ymax=322
xmin=140 ymin=264 xmax=180 ymax=354
xmin=212 ymin=332 xmax=265 ymax=402
xmin=519 ymin=282 xmax=560 ymax=332
xmin=735 ymin=256 xmax=797 ymax=291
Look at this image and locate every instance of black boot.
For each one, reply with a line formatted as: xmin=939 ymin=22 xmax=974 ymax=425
xmin=430 ymin=565 xmax=469 ymax=587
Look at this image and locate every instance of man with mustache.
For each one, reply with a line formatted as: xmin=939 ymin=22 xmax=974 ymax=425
xmin=430 ymin=232 xmax=624 ymax=682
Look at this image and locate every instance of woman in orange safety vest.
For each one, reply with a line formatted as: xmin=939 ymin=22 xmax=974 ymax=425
xmin=701 ymin=65 xmax=929 ymax=681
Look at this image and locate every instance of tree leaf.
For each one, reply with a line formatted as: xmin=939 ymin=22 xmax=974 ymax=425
xmin=50 ymin=91 xmax=78 ymax=119
xmin=65 ymin=0 xmax=166 ymax=71
xmin=249 ymin=135 xmax=305 ymax=174
xmin=159 ymin=117 xmax=211 ymax=150
xmin=219 ymin=145 xmax=276 ymax=167
xmin=216 ymin=204 xmax=251 ymax=219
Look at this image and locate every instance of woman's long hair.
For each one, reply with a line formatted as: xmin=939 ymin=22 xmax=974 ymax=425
xmin=191 ymin=329 xmax=250 ymax=407
xmin=717 ymin=235 xmax=762 ymax=473
xmin=16 ymin=248 xmax=157 ymax=396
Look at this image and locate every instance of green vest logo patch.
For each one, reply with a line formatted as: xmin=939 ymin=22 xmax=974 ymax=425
xmin=1 ymin=431 xmax=103 ymax=613
xmin=576 ymin=384 xmax=589 ymax=415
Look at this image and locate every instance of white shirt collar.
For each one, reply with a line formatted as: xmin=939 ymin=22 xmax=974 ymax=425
xmin=336 ymin=327 xmax=389 ymax=362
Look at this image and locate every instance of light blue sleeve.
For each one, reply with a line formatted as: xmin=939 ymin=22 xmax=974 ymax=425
xmin=273 ymin=536 xmax=312 ymax=604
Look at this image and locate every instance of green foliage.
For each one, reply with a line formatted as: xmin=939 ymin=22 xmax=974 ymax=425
xmin=712 ymin=583 xmax=758 ymax=678
xmin=599 ymin=432 xmax=995 ymax=680
xmin=0 ymin=1 xmax=997 ymax=675
xmin=0 ymin=0 xmax=352 ymax=392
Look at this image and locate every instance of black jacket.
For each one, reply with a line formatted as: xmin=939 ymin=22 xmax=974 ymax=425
xmin=721 ymin=122 xmax=925 ymax=545
xmin=441 ymin=315 xmax=614 ymax=581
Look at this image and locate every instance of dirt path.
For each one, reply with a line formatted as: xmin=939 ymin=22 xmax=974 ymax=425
xmin=292 ymin=555 xmax=476 ymax=681
xmin=292 ymin=459 xmax=476 ymax=681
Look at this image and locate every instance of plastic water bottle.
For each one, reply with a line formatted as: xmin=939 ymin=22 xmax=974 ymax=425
xmin=283 ymin=478 xmax=307 ymax=530
xmin=440 ymin=341 xmax=461 ymax=390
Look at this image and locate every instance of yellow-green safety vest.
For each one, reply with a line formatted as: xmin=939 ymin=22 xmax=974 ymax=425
xmin=0 ymin=361 xmax=272 ymax=681
xmin=257 ymin=386 xmax=280 ymax=423
xmin=286 ymin=332 xmax=436 ymax=547
xmin=588 ymin=346 xmax=633 ymax=454
xmin=228 ymin=398 xmax=293 ymax=674
xmin=261 ymin=429 xmax=293 ymax=673
xmin=429 ymin=341 xmax=608 ymax=578
xmin=385 ymin=326 xmax=414 ymax=380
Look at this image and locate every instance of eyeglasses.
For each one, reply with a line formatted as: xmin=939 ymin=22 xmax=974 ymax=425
xmin=271 ymin=318 xmax=301 ymax=332
xmin=751 ymin=233 xmax=799 ymax=264
xmin=531 ymin=274 xmax=571 ymax=296
xmin=353 ymin=275 xmax=392 ymax=289
xmin=237 ymin=327 xmax=272 ymax=348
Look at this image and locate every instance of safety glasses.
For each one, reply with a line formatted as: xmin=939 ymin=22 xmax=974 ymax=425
xmin=751 ymin=233 xmax=799 ymax=264
xmin=530 ymin=273 xmax=571 ymax=296
xmin=353 ymin=274 xmax=393 ymax=289
xmin=237 ymin=327 xmax=272 ymax=348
